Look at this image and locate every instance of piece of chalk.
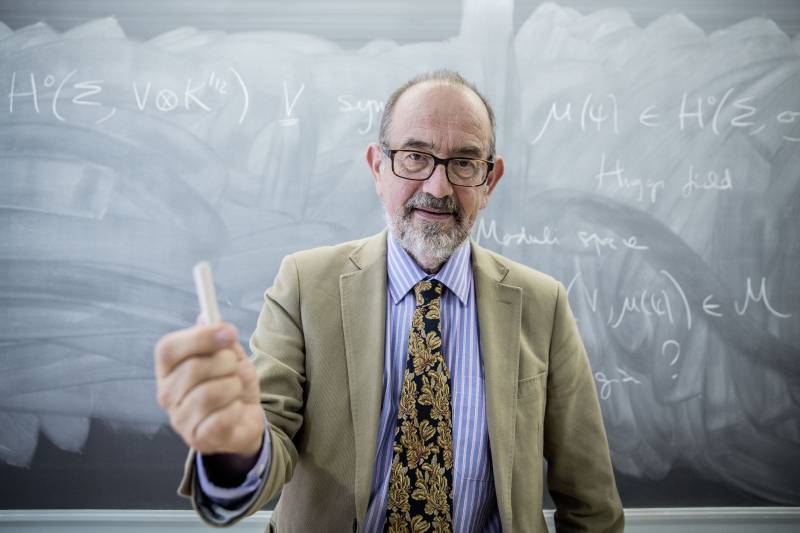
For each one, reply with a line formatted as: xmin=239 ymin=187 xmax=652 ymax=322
xmin=193 ymin=261 xmax=221 ymax=325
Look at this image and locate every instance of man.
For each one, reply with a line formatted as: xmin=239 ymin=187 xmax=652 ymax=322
xmin=154 ymin=70 xmax=624 ymax=532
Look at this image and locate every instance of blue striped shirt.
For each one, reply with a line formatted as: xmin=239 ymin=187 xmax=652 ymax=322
xmin=361 ymin=234 xmax=501 ymax=532
xmin=198 ymin=234 xmax=501 ymax=530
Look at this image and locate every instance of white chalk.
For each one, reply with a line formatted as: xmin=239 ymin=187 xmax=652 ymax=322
xmin=193 ymin=261 xmax=221 ymax=325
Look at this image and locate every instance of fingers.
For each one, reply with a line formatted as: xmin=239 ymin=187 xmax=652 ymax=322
xmin=154 ymin=321 xmax=261 ymax=455
xmin=192 ymin=400 xmax=243 ymax=452
xmin=156 ymin=348 xmax=240 ymax=411
xmin=169 ymin=375 xmax=243 ymax=445
xmin=237 ymin=356 xmax=261 ymax=404
xmin=231 ymin=341 xmax=247 ymax=361
xmin=154 ymin=323 xmax=238 ymax=378
xmin=194 ymin=403 xmax=265 ymax=455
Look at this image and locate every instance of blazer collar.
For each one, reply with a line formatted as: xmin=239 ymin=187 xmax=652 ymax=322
xmin=471 ymin=239 xmax=521 ymax=531
xmin=347 ymin=229 xmax=388 ymax=272
xmin=340 ymin=230 xmax=388 ymax=522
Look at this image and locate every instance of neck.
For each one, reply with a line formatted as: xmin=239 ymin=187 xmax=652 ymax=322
xmin=408 ymin=251 xmax=445 ymax=274
xmin=385 ymin=224 xmax=464 ymax=274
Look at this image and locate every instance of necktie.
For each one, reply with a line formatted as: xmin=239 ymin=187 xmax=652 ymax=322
xmin=385 ymin=279 xmax=453 ymax=532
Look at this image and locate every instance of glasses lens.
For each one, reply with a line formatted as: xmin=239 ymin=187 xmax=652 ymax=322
xmin=394 ymin=150 xmax=433 ymax=179
xmin=448 ymin=158 xmax=487 ymax=185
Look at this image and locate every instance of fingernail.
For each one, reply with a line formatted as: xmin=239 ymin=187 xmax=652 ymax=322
xmin=214 ymin=327 xmax=235 ymax=344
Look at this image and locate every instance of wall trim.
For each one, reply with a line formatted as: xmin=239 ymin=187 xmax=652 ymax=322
xmin=1 ymin=508 xmax=799 ymax=531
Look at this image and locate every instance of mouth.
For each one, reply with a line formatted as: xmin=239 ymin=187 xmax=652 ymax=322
xmin=412 ymin=207 xmax=455 ymax=221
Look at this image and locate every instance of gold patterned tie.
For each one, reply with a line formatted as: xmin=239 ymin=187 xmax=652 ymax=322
xmin=385 ymin=279 xmax=453 ymax=533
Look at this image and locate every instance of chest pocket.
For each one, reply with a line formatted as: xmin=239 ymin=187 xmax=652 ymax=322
xmin=517 ymin=371 xmax=547 ymax=402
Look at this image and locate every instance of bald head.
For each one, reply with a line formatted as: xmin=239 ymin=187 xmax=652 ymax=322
xmin=378 ymin=70 xmax=497 ymax=156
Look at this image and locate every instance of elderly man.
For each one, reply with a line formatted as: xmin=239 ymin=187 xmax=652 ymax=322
xmin=154 ymin=70 xmax=624 ymax=532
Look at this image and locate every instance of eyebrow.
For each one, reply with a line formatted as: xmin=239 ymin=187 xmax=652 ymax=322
xmin=398 ymin=138 xmax=487 ymax=159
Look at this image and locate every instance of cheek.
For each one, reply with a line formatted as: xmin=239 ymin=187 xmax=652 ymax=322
xmin=383 ymin=180 xmax=419 ymax=213
xmin=456 ymin=190 xmax=483 ymax=218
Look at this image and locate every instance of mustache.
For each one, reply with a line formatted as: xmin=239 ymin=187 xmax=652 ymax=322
xmin=403 ymin=193 xmax=460 ymax=216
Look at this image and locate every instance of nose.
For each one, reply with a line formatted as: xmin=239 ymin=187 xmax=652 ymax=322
xmin=422 ymin=161 xmax=453 ymax=198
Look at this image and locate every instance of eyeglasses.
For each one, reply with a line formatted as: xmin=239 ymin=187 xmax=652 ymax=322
xmin=381 ymin=146 xmax=494 ymax=187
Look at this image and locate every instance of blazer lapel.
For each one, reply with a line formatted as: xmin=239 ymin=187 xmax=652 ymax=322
xmin=340 ymin=231 xmax=388 ymax=523
xmin=471 ymin=240 xmax=521 ymax=531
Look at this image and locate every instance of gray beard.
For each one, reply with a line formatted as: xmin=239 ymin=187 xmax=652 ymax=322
xmin=384 ymin=192 xmax=472 ymax=272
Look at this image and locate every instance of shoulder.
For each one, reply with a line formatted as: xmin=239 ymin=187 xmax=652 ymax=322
xmin=286 ymin=231 xmax=386 ymax=280
xmin=471 ymin=241 xmax=563 ymax=303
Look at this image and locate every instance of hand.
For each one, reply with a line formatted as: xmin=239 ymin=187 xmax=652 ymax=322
xmin=154 ymin=322 xmax=264 ymax=458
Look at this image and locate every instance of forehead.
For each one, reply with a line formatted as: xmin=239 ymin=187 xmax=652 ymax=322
xmin=387 ymin=82 xmax=491 ymax=156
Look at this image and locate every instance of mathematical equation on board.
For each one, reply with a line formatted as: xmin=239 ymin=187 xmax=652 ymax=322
xmin=11 ymin=69 xmax=798 ymax=144
xmin=4 ymin=69 xmax=386 ymax=132
xmin=530 ymin=91 xmax=800 ymax=145
xmin=528 ymin=92 xmax=800 ymax=204
xmin=583 ymin=268 xmax=788 ymax=401
xmin=474 ymin=218 xmax=794 ymax=400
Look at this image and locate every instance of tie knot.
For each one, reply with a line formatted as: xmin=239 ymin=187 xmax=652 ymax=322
xmin=414 ymin=279 xmax=443 ymax=307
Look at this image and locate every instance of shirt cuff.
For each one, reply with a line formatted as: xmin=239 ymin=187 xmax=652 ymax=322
xmin=195 ymin=419 xmax=272 ymax=505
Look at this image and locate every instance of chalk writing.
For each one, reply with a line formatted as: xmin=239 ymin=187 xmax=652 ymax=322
xmin=9 ymin=71 xmax=110 ymax=124
xmin=679 ymin=88 xmax=763 ymax=136
xmin=595 ymin=152 xmax=664 ymax=203
xmin=607 ymin=287 xmax=674 ymax=329
xmin=131 ymin=74 xmax=222 ymax=113
xmin=681 ymin=165 xmax=734 ymax=197
xmin=570 ymin=272 xmax=791 ymax=333
xmin=595 ymin=155 xmax=736 ymax=203
xmin=702 ymin=294 xmax=723 ymax=317
xmin=776 ymin=110 xmax=800 ymax=142
xmin=578 ymin=231 xmax=649 ymax=256
xmin=227 ymin=67 xmax=248 ymax=124
xmin=528 ymin=87 xmax=797 ymax=144
xmin=661 ymin=340 xmax=681 ymax=380
xmin=337 ymin=95 xmax=385 ymax=134
xmin=207 ymin=72 xmax=228 ymax=95
xmin=475 ymin=219 xmax=650 ymax=257
xmin=566 ymin=272 xmax=598 ymax=313
xmin=595 ymin=368 xmax=642 ymax=400
xmin=735 ymin=277 xmax=792 ymax=318
xmin=280 ymin=81 xmax=304 ymax=126
xmin=530 ymin=93 xmax=619 ymax=145
xmin=659 ymin=270 xmax=692 ymax=330
xmin=638 ymin=104 xmax=660 ymax=127
xmin=473 ymin=218 xmax=559 ymax=247
xmin=7 ymin=68 xmax=250 ymax=125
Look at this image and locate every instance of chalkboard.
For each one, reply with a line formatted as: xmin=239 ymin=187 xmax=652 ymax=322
xmin=1 ymin=0 xmax=798 ymax=510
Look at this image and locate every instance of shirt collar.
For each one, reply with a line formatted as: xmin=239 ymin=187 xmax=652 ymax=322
xmin=386 ymin=232 xmax=472 ymax=306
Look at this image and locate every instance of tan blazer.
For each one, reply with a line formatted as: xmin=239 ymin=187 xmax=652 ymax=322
xmin=179 ymin=231 xmax=623 ymax=532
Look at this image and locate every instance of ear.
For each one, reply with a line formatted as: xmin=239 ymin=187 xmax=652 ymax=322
xmin=365 ymin=143 xmax=384 ymax=195
xmin=480 ymin=155 xmax=505 ymax=209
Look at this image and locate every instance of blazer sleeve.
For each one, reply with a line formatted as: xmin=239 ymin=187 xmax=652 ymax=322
xmin=543 ymin=282 xmax=625 ymax=533
xmin=177 ymin=254 xmax=307 ymax=527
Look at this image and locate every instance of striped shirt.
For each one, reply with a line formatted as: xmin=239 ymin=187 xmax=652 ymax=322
xmin=361 ymin=234 xmax=501 ymax=532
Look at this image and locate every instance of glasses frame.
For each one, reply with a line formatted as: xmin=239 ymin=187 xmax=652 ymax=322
xmin=381 ymin=146 xmax=494 ymax=187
